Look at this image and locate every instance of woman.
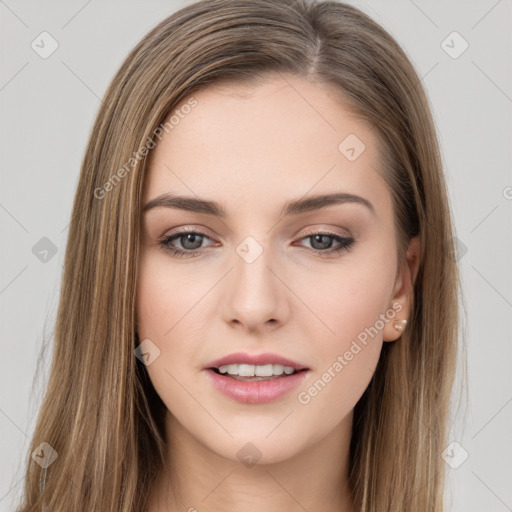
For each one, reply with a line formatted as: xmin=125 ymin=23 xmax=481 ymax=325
xmin=16 ymin=0 xmax=461 ymax=510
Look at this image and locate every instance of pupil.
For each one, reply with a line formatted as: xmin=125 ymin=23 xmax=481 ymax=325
xmin=183 ymin=234 xmax=202 ymax=250
xmin=312 ymin=235 xmax=332 ymax=250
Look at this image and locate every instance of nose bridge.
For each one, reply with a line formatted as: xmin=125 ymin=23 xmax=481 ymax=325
xmin=233 ymin=233 xmax=277 ymax=300
xmin=223 ymin=232 xmax=287 ymax=327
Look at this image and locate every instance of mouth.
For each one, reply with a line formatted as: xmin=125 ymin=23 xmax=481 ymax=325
xmin=208 ymin=364 xmax=307 ymax=382
xmin=205 ymin=352 xmax=309 ymax=373
xmin=204 ymin=366 xmax=309 ymax=404
xmin=203 ymin=355 xmax=310 ymax=404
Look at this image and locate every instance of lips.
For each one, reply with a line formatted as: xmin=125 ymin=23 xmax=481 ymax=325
xmin=204 ymin=366 xmax=309 ymax=404
xmin=203 ymin=352 xmax=310 ymax=404
xmin=204 ymin=351 xmax=309 ymax=371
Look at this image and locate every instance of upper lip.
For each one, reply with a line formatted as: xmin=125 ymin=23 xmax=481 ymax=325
xmin=205 ymin=352 xmax=309 ymax=371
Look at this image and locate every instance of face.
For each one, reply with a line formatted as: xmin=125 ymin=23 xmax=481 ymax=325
xmin=136 ymin=74 xmax=416 ymax=464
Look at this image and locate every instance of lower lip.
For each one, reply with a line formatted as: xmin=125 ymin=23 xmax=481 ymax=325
xmin=204 ymin=369 xmax=309 ymax=404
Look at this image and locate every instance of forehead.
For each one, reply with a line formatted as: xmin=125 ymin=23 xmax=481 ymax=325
xmin=143 ymin=74 xmax=390 ymax=219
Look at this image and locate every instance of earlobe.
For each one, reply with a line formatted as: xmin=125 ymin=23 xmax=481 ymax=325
xmin=384 ymin=313 xmax=409 ymax=342
xmin=392 ymin=318 xmax=407 ymax=332
xmin=383 ymin=236 xmax=420 ymax=342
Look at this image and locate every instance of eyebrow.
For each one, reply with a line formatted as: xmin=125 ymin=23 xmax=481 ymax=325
xmin=142 ymin=192 xmax=376 ymax=217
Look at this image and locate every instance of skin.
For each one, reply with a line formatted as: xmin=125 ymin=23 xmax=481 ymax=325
xmin=136 ymin=74 xmax=420 ymax=512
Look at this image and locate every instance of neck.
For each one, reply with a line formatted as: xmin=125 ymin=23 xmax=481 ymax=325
xmin=147 ymin=410 xmax=356 ymax=512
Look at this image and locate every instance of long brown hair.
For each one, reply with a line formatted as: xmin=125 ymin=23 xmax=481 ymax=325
xmin=15 ymin=1 xmax=464 ymax=510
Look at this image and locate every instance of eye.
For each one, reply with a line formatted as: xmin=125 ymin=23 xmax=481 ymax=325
xmin=159 ymin=229 xmax=215 ymax=258
xmin=295 ymin=231 xmax=355 ymax=256
xmin=159 ymin=228 xmax=355 ymax=258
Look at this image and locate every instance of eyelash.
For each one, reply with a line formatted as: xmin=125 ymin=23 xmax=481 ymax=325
xmin=159 ymin=228 xmax=355 ymax=259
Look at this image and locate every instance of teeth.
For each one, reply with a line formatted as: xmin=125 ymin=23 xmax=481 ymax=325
xmin=217 ymin=363 xmax=297 ymax=376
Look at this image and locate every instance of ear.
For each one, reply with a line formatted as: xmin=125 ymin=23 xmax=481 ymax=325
xmin=383 ymin=236 xmax=420 ymax=342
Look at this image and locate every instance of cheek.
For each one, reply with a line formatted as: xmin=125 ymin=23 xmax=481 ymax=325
xmin=135 ymin=253 xmax=211 ymax=379
xmin=293 ymin=249 xmax=395 ymax=391
xmin=135 ymin=256 xmax=201 ymax=414
xmin=293 ymin=250 xmax=396 ymax=343
xmin=135 ymin=255 xmax=194 ymax=391
xmin=136 ymin=258 xmax=173 ymax=340
xmin=294 ymin=261 xmax=392 ymax=420
xmin=136 ymin=253 xmax=204 ymax=341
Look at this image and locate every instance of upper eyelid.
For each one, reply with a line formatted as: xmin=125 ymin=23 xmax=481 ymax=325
xmin=162 ymin=231 xmax=354 ymax=261
xmin=162 ymin=228 xmax=352 ymax=245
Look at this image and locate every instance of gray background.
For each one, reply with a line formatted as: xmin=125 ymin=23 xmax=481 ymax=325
xmin=1 ymin=1 xmax=511 ymax=510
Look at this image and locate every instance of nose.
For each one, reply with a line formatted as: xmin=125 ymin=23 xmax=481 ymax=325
xmin=220 ymin=240 xmax=290 ymax=333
